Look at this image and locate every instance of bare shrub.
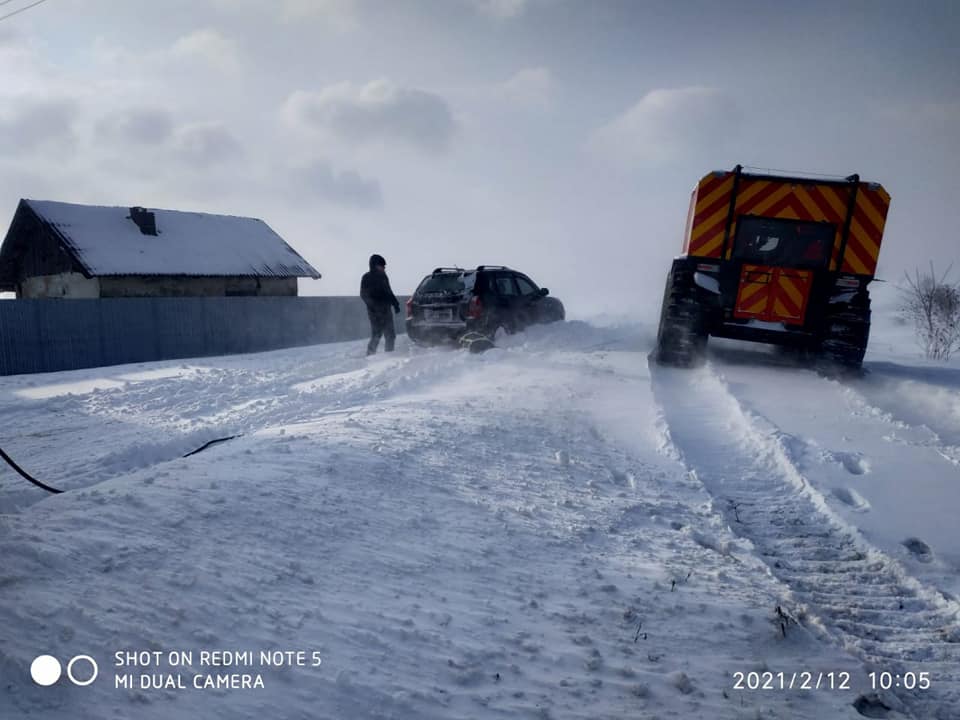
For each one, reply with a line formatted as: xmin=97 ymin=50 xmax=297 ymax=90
xmin=899 ymin=264 xmax=960 ymax=361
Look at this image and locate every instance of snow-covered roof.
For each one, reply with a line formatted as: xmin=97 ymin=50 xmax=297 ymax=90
xmin=4 ymin=199 xmax=320 ymax=279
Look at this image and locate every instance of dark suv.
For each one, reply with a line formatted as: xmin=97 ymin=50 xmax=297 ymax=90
xmin=406 ymin=266 xmax=565 ymax=345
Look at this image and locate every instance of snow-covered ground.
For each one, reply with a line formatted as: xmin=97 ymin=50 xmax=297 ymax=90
xmin=1 ymin=302 xmax=959 ymax=719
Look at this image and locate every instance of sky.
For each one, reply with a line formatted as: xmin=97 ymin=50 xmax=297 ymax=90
xmin=0 ymin=0 xmax=957 ymax=313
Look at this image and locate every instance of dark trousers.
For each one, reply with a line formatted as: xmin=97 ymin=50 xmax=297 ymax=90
xmin=367 ymin=306 xmax=396 ymax=354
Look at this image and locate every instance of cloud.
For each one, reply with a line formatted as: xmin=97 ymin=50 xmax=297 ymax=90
xmin=205 ymin=0 xmax=359 ymax=29
xmin=283 ymin=80 xmax=455 ymax=153
xmin=0 ymin=97 xmax=76 ymax=155
xmin=171 ymin=29 xmax=240 ymax=72
xmin=0 ymin=25 xmax=19 ymax=46
xmin=589 ymin=87 xmax=740 ymax=167
xmin=497 ymin=67 xmax=554 ymax=109
xmin=280 ymin=0 xmax=358 ymax=28
xmin=173 ymin=122 xmax=243 ymax=164
xmin=96 ymin=107 xmax=174 ymax=146
xmin=292 ymin=160 xmax=382 ymax=208
xmin=468 ymin=0 xmax=529 ymax=19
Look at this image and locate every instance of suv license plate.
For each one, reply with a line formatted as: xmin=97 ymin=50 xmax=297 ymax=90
xmin=426 ymin=309 xmax=453 ymax=322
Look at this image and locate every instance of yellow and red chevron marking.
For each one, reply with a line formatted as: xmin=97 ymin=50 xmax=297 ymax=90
xmin=734 ymin=265 xmax=813 ymax=324
xmin=772 ymin=268 xmax=813 ymax=323
xmin=734 ymin=265 xmax=772 ymax=319
xmin=685 ymin=173 xmax=890 ymax=276
xmin=686 ymin=171 xmax=736 ymax=258
xmin=842 ymin=184 xmax=890 ymax=275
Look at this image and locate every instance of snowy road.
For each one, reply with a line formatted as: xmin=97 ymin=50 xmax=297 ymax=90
xmin=1 ymin=321 xmax=958 ymax=719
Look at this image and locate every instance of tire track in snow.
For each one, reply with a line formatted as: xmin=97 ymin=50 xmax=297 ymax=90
xmin=845 ymin=366 xmax=960 ymax=467
xmin=650 ymin=361 xmax=960 ymax=719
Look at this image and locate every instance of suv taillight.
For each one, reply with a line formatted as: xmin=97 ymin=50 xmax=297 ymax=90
xmin=466 ymin=295 xmax=483 ymax=319
xmin=405 ymin=297 xmax=414 ymax=319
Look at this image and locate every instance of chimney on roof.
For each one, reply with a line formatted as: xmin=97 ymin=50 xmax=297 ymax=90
xmin=129 ymin=206 xmax=158 ymax=236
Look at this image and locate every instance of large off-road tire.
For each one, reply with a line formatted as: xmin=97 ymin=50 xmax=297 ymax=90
xmin=816 ymin=295 xmax=871 ymax=371
xmin=654 ymin=268 xmax=708 ymax=367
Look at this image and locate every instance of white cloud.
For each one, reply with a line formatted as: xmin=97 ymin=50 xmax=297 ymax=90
xmin=0 ymin=97 xmax=76 ymax=156
xmin=291 ymin=160 xmax=382 ymax=208
xmin=469 ymin=0 xmax=529 ymax=19
xmin=280 ymin=0 xmax=358 ymax=28
xmin=589 ymin=87 xmax=740 ymax=167
xmin=205 ymin=0 xmax=358 ymax=29
xmin=173 ymin=122 xmax=243 ymax=165
xmin=282 ymin=80 xmax=456 ymax=153
xmin=0 ymin=25 xmax=19 ymax=46
xmin=96 ymin=107 xmax=174 ymax=146
xmin=497 ymin=67 xmax=555 ymax=109
xmin=171 ymin=29 xmax=240 ymax=72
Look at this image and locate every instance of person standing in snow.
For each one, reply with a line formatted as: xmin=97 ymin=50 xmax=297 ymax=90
xmin=360 ymin=253 xmax=400 ymax=356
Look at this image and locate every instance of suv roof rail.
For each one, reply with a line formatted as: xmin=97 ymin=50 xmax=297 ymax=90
xmin=476 ymin=265 xmax=509 ymax=271
xmin=432 ymin=266 xmax=465 ymax=274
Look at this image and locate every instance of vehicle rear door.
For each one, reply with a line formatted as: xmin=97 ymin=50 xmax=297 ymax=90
xmin=514 ymin=274 xmax=542 ymax=327
xmin=733 ymin=265 xmax=813 ymax=324
xmin=731 ymin=217 xmax=830 ymax=326
xmin=491 ymin=272 xmax=521 ymax=328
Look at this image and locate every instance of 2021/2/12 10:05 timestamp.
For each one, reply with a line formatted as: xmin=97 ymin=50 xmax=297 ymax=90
xmin=869 ymin=671 xmax=931 ymax=690
xmin=732 ymin=671 xmax=933 ymax=691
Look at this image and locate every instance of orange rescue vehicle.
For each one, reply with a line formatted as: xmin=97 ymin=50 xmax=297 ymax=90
xmin=655 ymin=165 xmax=890 ymax=368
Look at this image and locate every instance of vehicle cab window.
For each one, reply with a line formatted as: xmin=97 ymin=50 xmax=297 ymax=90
xmin=734 ymin=216 xmax=834 ymax=269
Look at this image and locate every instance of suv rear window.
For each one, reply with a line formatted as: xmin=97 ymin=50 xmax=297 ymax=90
xmin=417 ymin=272 xmax=476 ymax=294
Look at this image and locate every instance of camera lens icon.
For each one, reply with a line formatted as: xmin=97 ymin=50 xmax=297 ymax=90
xmin=31 ymin=655 xmax=98 ymax=687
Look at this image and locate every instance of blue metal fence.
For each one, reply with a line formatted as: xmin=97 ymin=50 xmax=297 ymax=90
xmin=0 ymin=296 xmax=406 ymax=376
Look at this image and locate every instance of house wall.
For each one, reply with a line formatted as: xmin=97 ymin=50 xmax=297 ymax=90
xmin=98 ymin=276 xmax=297 ymax=298
xmin=0 ymin=296 xmax=410 ymax=376
xmin=19 ymin=273 xmax=101 ymax=299
xmin=17 ymin=274 xmax=298 ymax=298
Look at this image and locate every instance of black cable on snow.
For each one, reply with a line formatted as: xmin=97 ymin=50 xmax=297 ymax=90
xmin=0 ymin=434 xmax=241 ymax=495
xmin=0 ymin=446 xmax=64 ymax=494
xmin=182 ymin=435 xmax=239 ymax=457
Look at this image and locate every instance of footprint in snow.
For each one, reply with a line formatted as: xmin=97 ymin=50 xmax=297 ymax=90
xmin=823 ymin=449 xmax=871 ymax=475
xmin=838 ymin=451 xmax=870 ymax=475
xmin=608 ymin=468 xmax=636 ymax=488
xmin=831 ymin=486 xmax=871 ymax=512
xmin=902 ymin=537 xmax=933 ymax=563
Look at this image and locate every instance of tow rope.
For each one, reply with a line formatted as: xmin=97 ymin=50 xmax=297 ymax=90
xmin=0 ymin=435 xmax=241 ymax=495
xmin=0 ymin=447 xmax=63 ymax=494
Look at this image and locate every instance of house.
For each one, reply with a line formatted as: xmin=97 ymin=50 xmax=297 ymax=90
xmin=0 ymin=199 xmax=320 ymax=298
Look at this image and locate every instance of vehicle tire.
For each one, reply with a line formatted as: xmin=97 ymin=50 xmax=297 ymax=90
xmin=491 ymin=324 xmax=511 ymax=343
xmin=816 ymin=295 xmax=870 ymax=371
xmin=653 ymin=267 xmax=708 ymax=368
xmin=542 ymin=298 xmax=565 ymax=323
xmin=485 ymin=316 xmax=513 ymax=340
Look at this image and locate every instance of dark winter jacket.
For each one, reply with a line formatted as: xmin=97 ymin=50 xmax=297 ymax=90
xmin=360 ymin=269 xmax=400 ymax=313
